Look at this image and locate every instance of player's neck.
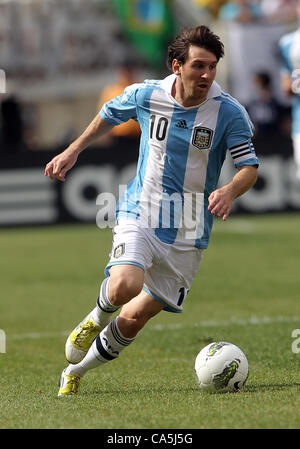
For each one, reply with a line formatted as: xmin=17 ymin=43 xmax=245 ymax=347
xmin=172 ymin=78 xmax=208 ymax=107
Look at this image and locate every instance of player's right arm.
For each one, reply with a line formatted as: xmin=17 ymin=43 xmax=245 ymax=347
xmin=44 ymin=114 xmax=114 ymax=182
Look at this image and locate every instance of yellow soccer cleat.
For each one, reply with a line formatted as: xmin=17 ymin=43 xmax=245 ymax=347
xmin=65 ymin=314 xmax=102 ymax=364
xmin=58 ymin=369 xmax=81 ymax=397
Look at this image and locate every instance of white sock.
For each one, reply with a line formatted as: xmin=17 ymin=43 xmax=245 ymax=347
xmin=67 ymin=317 xmax=135 ymax=377
xmin=91 ymin=277 xmax=120 ymax=328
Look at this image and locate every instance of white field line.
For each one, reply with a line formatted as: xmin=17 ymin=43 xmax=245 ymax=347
xmin=150 ymin=315 xmax=300 ymax=331
xmin=213 ymin=219 xmax=257 ymax=234
xmin=8 ymin=330 xmax=70 ymax=341
xmin=6 ymin=316 xmax=300 ymax=341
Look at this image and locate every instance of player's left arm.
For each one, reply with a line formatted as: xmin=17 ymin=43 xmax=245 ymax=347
xmin=210 ymin=102 xmax=259 ymax=221
xmin=278 ymin=36 xmax=294 ymax=97
xmin=208 ymin=165 xmax=258 ymax=221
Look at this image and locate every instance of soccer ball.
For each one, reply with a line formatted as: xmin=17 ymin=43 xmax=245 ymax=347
xmin=194 ymin=341 xmax=249 ymax=393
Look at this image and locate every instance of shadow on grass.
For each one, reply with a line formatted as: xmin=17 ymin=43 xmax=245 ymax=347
xmin=86 ymin=386 xmax=201 ymax=396
xmin=244 ymin=383 xmax=300 ymax=393
xmin=84 ymin=383 xmax=300 ymax=397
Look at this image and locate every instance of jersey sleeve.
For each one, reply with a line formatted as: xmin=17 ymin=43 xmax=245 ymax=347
xmin=226 ymin=107 xmax=259 ymax=168
xmin=99 ymin=83 xmax=140 ymax=126
xmin=278 ymin=34 xmax=293 ymax=75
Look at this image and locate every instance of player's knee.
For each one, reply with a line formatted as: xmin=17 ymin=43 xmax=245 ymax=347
xmin=109 ymin=276 xmax=143 ymax=306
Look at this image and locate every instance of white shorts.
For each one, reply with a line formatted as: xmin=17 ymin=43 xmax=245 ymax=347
xmin=105 ymin=219 xmax=203 ymax=313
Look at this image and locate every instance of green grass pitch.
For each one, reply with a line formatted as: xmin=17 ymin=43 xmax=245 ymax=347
xmin=0 ymin=213 xmax=300 ymax=429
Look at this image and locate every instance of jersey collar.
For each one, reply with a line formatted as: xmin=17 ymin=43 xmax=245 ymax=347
xmin=161 ymin=73 xmax=222 ymax=102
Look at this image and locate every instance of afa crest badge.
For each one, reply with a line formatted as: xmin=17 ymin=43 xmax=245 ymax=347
xmin=114 ymin=243 xmax=125 ymax=258
xmin=192 ymin=126 xmax=213 ymax=150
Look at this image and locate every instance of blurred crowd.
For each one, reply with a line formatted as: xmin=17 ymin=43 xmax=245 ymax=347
xmin=0 ymin=0 xmax=142 ymax=81
xmin=0 ymin=0 xmax=299 ymax=153
xmin=0 ymin=0 xmax=298 ymax=83
xmin=193 ymin=0 xmax=298 ymax=23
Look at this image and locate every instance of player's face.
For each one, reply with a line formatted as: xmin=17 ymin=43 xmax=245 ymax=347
xmin=173 ymin=45 xmax=217 ymax=105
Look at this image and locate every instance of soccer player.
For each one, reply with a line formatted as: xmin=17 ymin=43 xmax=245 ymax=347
xmin=278 ymin=0 xmax=300 ymax=180
xmin=44 ymin=25 xmax=259 ymax=396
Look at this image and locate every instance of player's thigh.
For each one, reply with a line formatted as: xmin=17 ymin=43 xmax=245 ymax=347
xmin=105 ymin=219 xmax=153 ymax=276
xmin=108 ymin=264 xmax=145 ymax=303
xmin=105 ymin=219 xmax=154 ymax=303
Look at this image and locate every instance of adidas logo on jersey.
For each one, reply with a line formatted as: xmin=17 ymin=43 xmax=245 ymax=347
xmin=175 ymin=120 xmax=188 ymax=129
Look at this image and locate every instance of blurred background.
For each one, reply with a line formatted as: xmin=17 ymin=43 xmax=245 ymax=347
xmin=0 ymin=0 xmax=299 ymax=227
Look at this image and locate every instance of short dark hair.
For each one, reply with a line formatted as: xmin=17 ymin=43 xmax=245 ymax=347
xmin=166 ymin=25 xmax=224 ymax=71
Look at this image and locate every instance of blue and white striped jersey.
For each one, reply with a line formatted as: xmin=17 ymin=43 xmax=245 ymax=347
xmin=100 ymin=74 xmax=258 ymax=249
xmin=279 ymin=28 xmax=300 ymax=135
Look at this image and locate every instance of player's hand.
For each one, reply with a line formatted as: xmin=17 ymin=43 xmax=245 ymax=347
xmin=208 ymin=186 xmax=233 ymax=221
xmin=44 ymin=149 xmax=79 ymax=182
